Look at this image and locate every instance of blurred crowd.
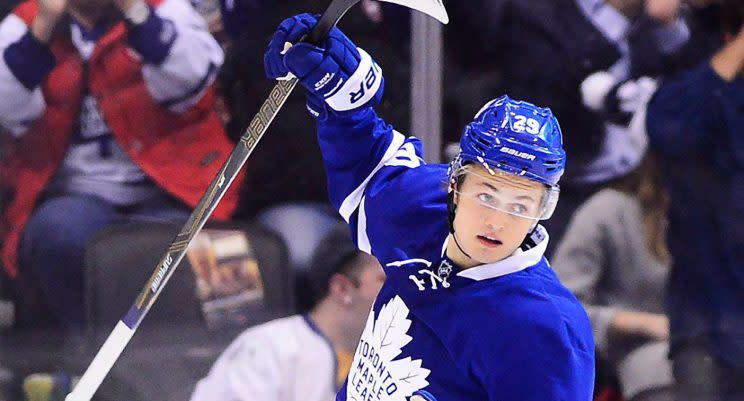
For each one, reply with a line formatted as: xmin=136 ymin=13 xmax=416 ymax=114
xmin=0 ymin=0 xmax=742 ymax=400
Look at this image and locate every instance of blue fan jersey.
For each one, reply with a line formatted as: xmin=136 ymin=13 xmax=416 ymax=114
xmin=319 ymin=108 xmax=595 ymax=401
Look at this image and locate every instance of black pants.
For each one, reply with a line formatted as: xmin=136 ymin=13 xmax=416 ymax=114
xmin=672 ymin=339 xmax=744 ymax=401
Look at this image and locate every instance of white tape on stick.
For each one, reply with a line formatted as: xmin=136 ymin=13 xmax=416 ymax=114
xmin=378 ymin=0 xmax=449 ymax=23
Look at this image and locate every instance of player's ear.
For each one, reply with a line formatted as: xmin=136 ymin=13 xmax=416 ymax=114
xmin=328 ymin=273 xmax=355 ymax=306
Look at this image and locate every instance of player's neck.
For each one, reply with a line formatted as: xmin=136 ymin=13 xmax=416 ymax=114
xmin=445 ymin=234 xmax=479 ymax=269
xmin=309 ymin=301 xmax=360 ymax=353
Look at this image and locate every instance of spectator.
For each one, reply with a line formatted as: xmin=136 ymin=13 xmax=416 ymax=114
xmin=445 ymin=0 xmax=691 ymax=256
xmin=0 ymin=0 xmax=242 ymax=330
xmin=646 ymin=1 xmax=744 ymax=399
xmin=553 ymin=147 xmax=673 ymax=401
xmin=190 ymin=226 xmax=385 ymax=401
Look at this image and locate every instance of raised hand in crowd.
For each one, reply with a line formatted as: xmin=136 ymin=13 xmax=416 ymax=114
xmin=112 ymin=0 xmax=144 ymax=14
xmin=645 ymin=0 xmax=682 ymax=24
xmin=30 ymin=0 xmax=67 ymax=43
xmin=711 ymin=21 xmax=744 ymax=80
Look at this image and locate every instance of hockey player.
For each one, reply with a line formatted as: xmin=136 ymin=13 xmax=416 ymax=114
xmin=264 ymin=14 xmax=595 ymax=401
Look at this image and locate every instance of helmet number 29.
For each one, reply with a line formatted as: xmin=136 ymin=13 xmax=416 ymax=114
xmin=502 ymin=114 xmax=540 ymax=135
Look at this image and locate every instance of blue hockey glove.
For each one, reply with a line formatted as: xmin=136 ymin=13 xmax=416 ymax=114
xmin=264 ymin=13 xmax=384 ymax=120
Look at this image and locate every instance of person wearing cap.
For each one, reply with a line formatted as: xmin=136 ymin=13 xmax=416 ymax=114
xmin=552 ymin=150 xmax=672 ymax=401
xmin=190 ymin=226 xmax=385 ymax=401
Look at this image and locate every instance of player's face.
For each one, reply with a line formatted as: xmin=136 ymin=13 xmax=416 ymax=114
xmin=451 ymin=166 xmax=544 ymax=266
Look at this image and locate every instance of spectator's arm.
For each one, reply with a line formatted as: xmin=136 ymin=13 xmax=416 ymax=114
xmin=123 ymin=0 xmax=223 ymax=113
xmin=710 ymin=28 xmax=744 ymax=82
xmin=0 ymin=13 xmax=53 ymax=136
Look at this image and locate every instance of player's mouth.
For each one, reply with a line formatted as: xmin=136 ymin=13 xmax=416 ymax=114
xmin=477 ymin=235 xmax=502 ymax=248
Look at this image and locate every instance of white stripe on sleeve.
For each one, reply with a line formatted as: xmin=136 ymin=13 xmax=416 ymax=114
xmin=357 ymin=196 xmax=372 ymax=254
xmin=0 ymin=15 xmax=45 ymax=135
xmin=142 ymin=0 xmax=224 ymax=113
xmin=324 ymin=48 xmax=382 ymax=112
xmin=339 ymin=130 xmax=406 ymax=222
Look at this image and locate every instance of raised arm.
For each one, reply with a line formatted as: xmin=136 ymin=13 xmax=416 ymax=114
xmin=264 ymin=14 xmax=428 ymax=254
xmin=646 ymin=28 xmax=744 ymax=157
xmin=116 ymin=0 xmax=224 ymax=113
xmin=0 ymin=0 xmax=62 ymax=136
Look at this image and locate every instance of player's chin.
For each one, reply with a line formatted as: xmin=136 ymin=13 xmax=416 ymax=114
xmin=472 ymin=247 xmax=510 ymax=265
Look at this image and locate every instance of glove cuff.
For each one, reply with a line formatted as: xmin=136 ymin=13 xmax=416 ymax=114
xmin=322 ymin=48 xmax=383 ymax=112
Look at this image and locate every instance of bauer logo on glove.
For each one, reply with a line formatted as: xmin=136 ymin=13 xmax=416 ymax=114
xmin=264 ymin=13 xmax=385 ymax=120
xmin=325 ymin=48 xmax=382 ymax=111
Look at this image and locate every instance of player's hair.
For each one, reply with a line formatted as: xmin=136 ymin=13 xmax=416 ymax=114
xmin=610 ymin=153 xmax=670 ymax=264
xmin=722 ymin=0 xmax=744 ymax=36
xmin=303 ymin=224 xmax=367 ymax=310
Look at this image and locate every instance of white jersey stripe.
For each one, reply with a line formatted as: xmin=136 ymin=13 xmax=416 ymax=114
xmin=356 ymin=196 xmax=372 ymax=254
xmin=339 ymin=130 xmax=406 ymax=222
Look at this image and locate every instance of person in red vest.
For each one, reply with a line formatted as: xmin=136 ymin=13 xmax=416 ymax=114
xmin=0 ymin=0 xmax=242 ymax=330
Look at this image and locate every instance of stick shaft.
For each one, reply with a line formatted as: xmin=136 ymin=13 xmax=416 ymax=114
xmin=67 ymin=1 xmax=367 ymax=398
xmin=66 ymin=79 xmax=298 ymax=401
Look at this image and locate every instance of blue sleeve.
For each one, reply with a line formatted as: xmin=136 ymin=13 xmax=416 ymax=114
xmin=126 ymin=5 xmax=176 ymax=65
xmin=134 ymin=0 xmax=223 ymax=113
xmin=3 ymin=31 xmax=55 ymax=90
xmin=646 ymin=61 xmax=729 ymax=157
xmin=317 ymin=109 xmax=427 ymax=254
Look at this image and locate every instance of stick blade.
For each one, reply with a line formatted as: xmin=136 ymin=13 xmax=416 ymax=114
xmin=378 ymin=0 xmax=449 ymax=24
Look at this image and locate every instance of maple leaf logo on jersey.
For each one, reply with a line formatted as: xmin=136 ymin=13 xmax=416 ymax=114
xmin=347 ymin=296 xmax=431 ymax=401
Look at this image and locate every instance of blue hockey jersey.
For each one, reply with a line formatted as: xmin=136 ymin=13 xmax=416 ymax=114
xmin=319 ymin=108 xmax=595 ymax=401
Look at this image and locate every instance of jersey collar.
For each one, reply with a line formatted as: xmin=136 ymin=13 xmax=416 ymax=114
xmin=443 ymin=225 xmax=549 ymax=281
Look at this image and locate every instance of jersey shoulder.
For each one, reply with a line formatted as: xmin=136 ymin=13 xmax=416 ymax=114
xmin=362 ymin=163 xmax=451 ymax=262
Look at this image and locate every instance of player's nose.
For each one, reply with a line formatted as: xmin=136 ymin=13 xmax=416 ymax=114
xmin=483 ymin=211 xmax=507 ymax=232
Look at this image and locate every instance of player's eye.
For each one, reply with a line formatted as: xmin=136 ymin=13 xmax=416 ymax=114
xmin=477 ymin=193 xmax=496 ymax=206
xmin=509 ymin=203 xmax=529 ymax=215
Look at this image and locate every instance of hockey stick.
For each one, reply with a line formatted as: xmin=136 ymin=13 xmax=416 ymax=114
xmin=65 ymin=1 xmax=447 ymax=400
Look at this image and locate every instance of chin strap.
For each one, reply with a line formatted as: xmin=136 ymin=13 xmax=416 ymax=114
xmin=452 ymin=231 xmax=473 ymax=260
xmin=446 ymin=190 xmax=473 ymax=260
